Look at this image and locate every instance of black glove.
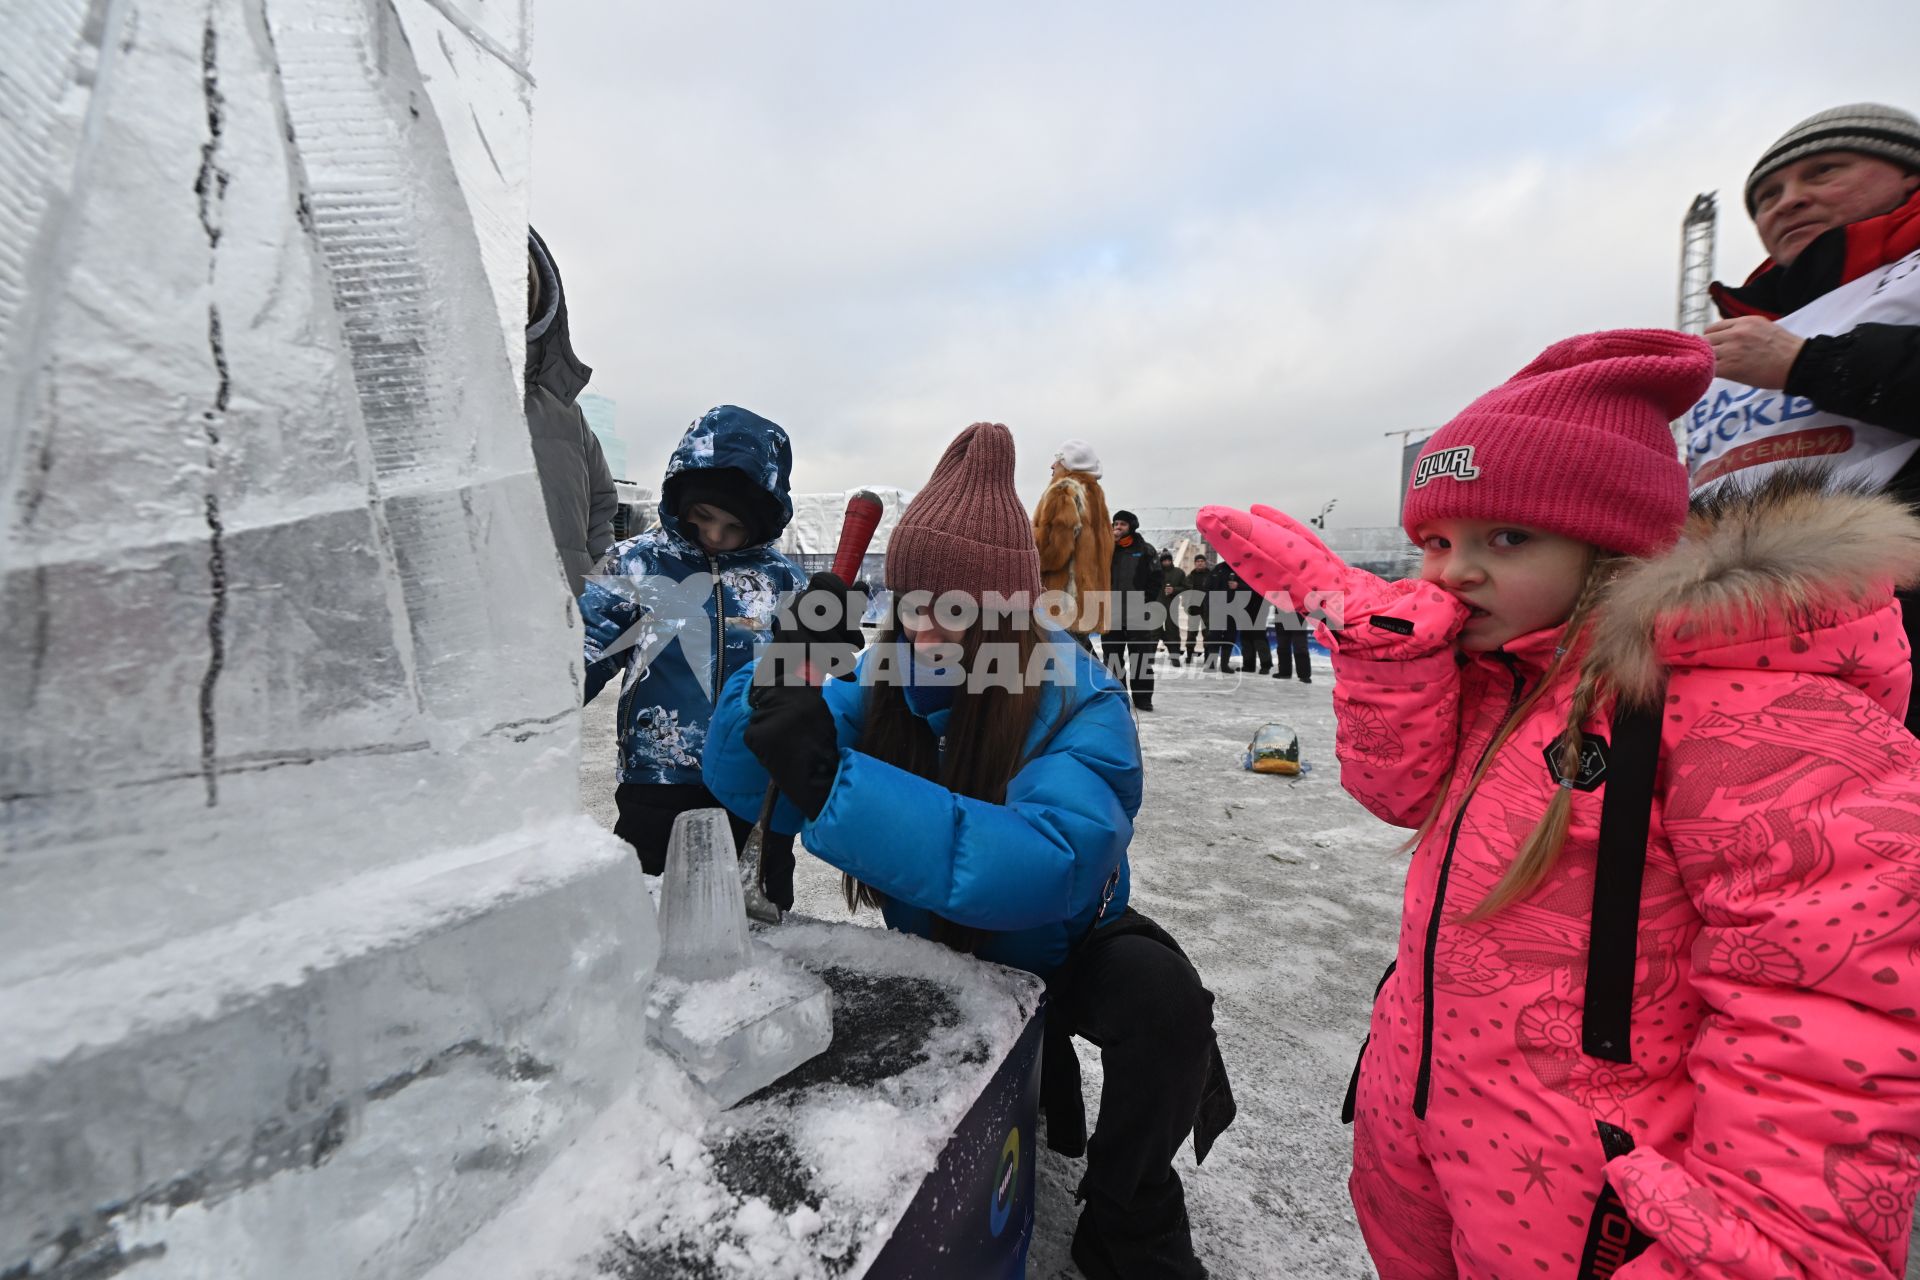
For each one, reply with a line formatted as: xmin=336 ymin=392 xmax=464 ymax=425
xmin=744 ymin=681 xmax=840 ymax=820
xmin=764 ymin=572 xmax=867 ymax=685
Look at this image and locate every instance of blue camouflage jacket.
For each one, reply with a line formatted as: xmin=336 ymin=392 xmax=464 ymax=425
xmin=581 ymin=407 xmax=806 ymax=785
xmin=703 ymin=635 xmax=1141 ymax=975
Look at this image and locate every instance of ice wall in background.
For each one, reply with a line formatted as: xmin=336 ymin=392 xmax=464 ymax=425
xmin=0 ymin=1 xmax=655 ymax=1275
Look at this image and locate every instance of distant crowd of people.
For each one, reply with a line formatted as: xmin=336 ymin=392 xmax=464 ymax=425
xmin=1031 ymin=439 xmax=1312 ymax=713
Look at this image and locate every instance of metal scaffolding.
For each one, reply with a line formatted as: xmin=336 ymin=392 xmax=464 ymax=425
xmin=1677 ymin=192 xmax=1718 ymax=334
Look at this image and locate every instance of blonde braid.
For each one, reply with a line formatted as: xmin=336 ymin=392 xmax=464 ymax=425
xmin=1467 ymin=555 xmax=1624 ymax=919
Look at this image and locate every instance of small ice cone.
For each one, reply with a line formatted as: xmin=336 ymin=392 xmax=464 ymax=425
xmin=655 ymin=808 xmax=752 ymax=981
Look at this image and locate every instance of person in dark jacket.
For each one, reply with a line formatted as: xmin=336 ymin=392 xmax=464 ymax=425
xmin=579 ymin=406 xmax=807 ymax=906
xmin=526 ymin=228 xmax=618 ymax=595
xmin=1242 ymin=580 xmax=1273 ymax=675
xmin=1156 ymin=552 xmax=1189 ymax=665
xmin=704 ymin=423 xmax=1231 ymax=1280
xmin=1690 ymin=104 xmax=1920 ymax=730
xmin=1210 ymin=562 xmax=1251 ymax=674
xmin=1180 ymin=554 xmax=1213 ymax=665
xmin=1107 ymin=510 xmax=1164 ymax=711
xmin=1198 ymin=559 xmax=1226 ymax=670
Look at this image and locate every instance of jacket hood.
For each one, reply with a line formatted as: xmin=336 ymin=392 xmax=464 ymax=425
xmin=527 ymin=227 xmax=593 ymax=404
xmin=658 ymin=406 xmax=795 ymax=549
xmin=1590 ymin=467 xmax=1920 ymax=709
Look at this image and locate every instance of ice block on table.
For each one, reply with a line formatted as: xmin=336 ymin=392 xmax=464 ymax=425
xmin=647 ymin=810 xmax=832 ymax=1107
xmin=647 ymin=960 xmax=834 ymax=1109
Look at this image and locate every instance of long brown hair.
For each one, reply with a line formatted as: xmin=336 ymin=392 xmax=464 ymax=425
xmin=1396 ymin=553 xmax=1629 ymax=919
xmin=845 ymin=610 xmax=1048 ymax=951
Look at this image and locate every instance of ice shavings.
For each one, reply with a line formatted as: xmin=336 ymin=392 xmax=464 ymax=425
xmin=668 ymin=964 xmax=821 ymax=1042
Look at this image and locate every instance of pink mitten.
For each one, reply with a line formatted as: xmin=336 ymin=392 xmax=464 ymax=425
xmin=1196 ymin=504 xmax=1468 ymax=660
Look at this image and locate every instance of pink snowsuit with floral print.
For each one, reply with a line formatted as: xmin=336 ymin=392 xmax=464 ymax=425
xmin=1257 ymin=483 xmax=1920 ymax=1278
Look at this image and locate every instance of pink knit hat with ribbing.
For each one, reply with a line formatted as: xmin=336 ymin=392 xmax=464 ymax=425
xmin=1401 ymin=329 xmax=1713 ymax=558
xmin=888 ymin=422 xmax=1044 ymax=602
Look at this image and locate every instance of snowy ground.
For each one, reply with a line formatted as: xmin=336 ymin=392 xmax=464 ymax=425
xmin=580 ymin=649 xmax=1400 ymax=1278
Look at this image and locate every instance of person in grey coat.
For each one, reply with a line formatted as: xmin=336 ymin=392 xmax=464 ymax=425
xmin=527 ymin=227 xmax=618 ymax=595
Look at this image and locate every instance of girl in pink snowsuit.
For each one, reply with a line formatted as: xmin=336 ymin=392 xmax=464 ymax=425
xmin=1200 ymin=329 xmax=1920 ymax=1280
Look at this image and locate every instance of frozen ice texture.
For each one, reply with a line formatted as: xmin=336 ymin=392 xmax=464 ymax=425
xmin=657 ymin=808 xmax=755 ymax=980
xmin=648 ymin=959 xmax=836 ymax=1110
xmin=649 ymin=809 xmax=833 ymax=1107
xmin=432 ymin=920 xmax=1046 ymax=1279
xmin=0 ymin=1 xmax=655 ymax=1276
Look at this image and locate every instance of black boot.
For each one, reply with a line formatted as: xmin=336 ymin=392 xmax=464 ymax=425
xmin=1071 ymin=1174 xmax=1206 ymax=1279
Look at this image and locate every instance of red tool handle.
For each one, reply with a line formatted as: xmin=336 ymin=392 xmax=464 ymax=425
xmin=831 ymin=489 xmax=885 ymax=584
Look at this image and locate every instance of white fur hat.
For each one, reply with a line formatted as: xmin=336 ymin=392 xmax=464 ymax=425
xmin=1053 ymin=438 xmax=1102 ymax=478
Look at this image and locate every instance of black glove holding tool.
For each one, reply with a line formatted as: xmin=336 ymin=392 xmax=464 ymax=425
xmin=745 ymin=573 xmax=864 ymax=820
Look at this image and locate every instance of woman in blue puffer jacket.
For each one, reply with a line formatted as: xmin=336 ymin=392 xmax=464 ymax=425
xmin=703 ymin=422 xmax=1233 ymax=1280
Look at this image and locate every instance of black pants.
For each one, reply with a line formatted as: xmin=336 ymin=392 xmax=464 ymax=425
xmin=1181 ymin=613 xmax=1207 ymax=663
xmin=1157 ymin=613 xmax=1183 ymax=660
xmin=1215 ymin=619 xmax=1245 ymax=671
xmin=614 ymin=782 xmax=796 ymax=911
xmin=1051 ymin=920 xmax=1220 ymax=1209
xmin=1246 ymin=624 xmax=1272 ymax=672
xmin=1103 ymin=635 xmax=1157 ymax=706
xmin=1274 ymin=627 xmax=1312 ymax=680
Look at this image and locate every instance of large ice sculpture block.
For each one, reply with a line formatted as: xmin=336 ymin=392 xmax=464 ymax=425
xmin=647 ymin=810 xmax=832 ymax=1107
xmin=0 ymin=1 xmax=655 ymax=1276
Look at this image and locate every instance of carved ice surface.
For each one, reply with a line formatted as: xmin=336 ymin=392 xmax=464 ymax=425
xmin=648 ymin=810 xmax=833 ymax=1108
xmin=656 ymin=808 xmax=754 ymax=980
xmin=1 ymin=1 xmax=654 ymax=1277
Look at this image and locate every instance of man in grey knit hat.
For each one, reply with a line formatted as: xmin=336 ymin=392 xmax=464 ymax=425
xmin=1687 ymin=102 xmax=1920 ymax=731
xmin=1693 ymin=103 xmax=1920 ymax=430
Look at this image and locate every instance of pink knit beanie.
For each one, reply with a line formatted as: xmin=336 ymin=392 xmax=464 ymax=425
xmin=1401 ymin=329 xmax=1713 ymax=558
xmin=888 ymin=422 xmax=1044 ymax=602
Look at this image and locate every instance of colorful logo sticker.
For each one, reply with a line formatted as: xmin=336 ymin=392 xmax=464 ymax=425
xmin=989 ymin=1127 xmax=1021 ymax=1237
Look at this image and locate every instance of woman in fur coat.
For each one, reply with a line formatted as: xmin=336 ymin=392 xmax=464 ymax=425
xmin=1032 ymin=438 xmax=1113 ymax=641
xmin=1201 ymin=330 xmax=1920 ymax=1279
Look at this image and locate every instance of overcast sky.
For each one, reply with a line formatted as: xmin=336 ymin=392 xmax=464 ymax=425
xmin=528 ymin=1 xmax=1920 ymax=531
